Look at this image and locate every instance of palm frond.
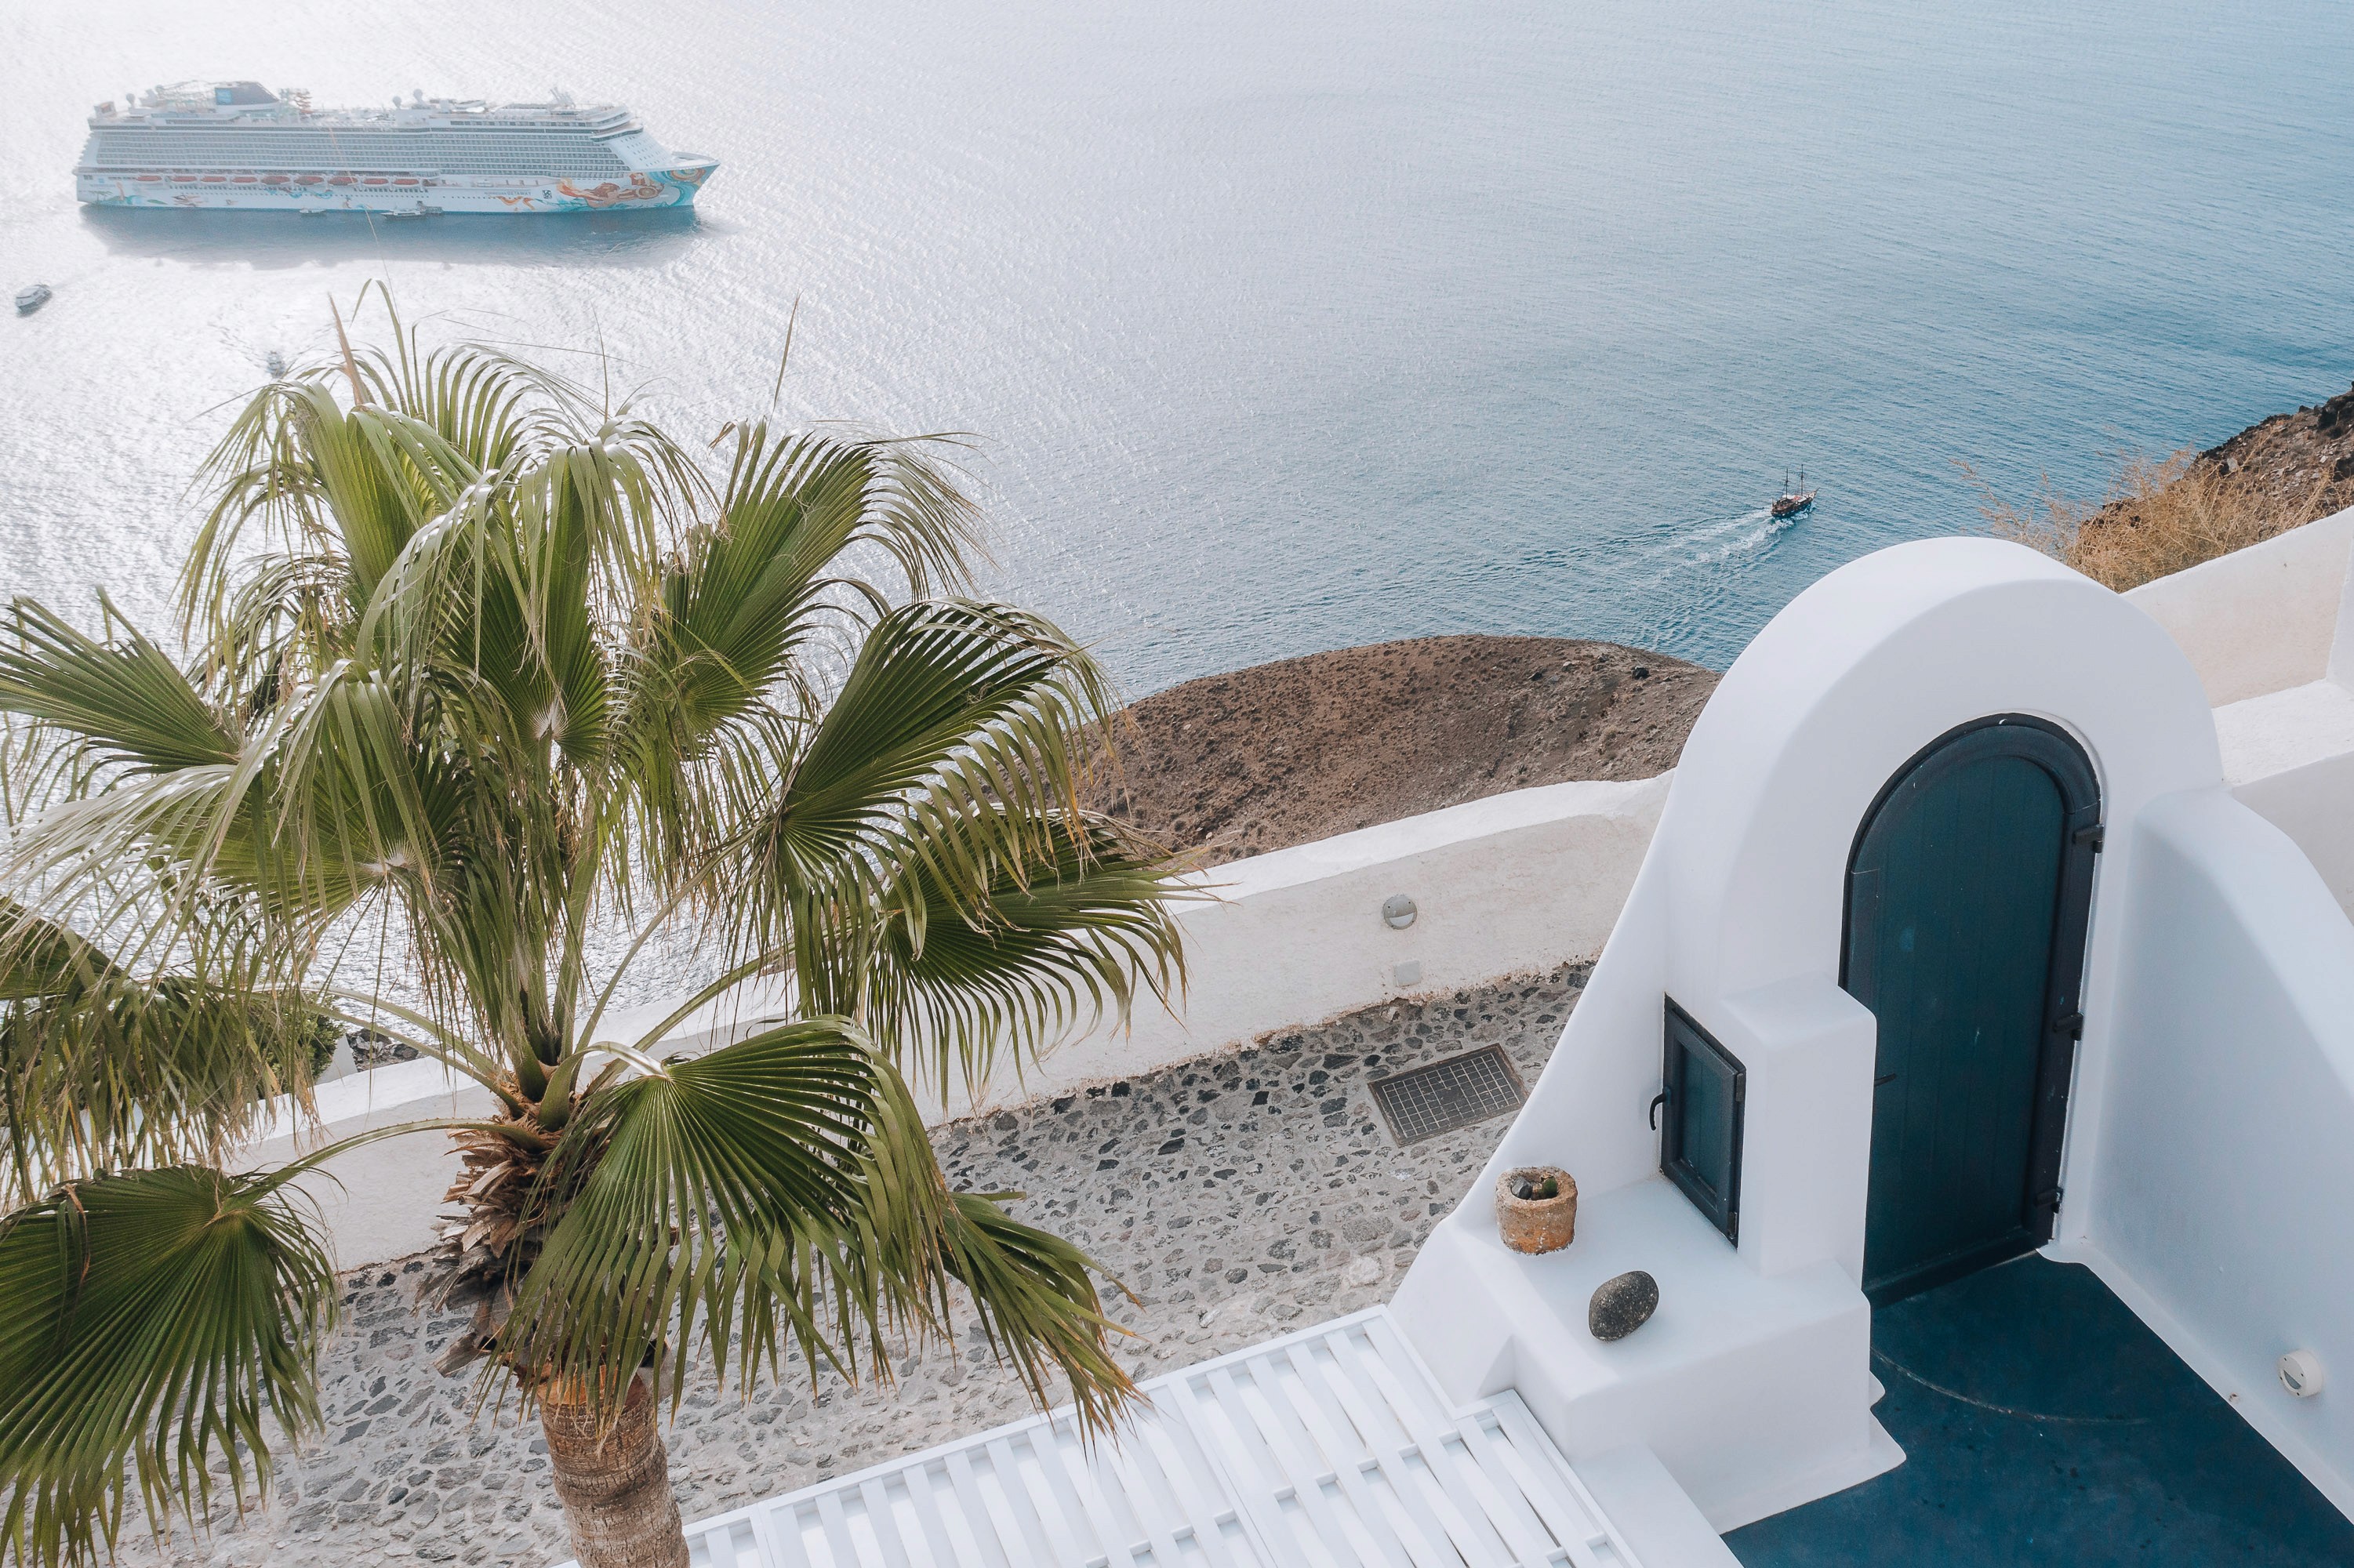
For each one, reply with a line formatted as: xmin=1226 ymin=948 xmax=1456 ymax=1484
xmin=503 ymin=1020 xmax=1136 ymax=1432
xmin=935 ymin=1191 xmax=1135 ymax=1431
xmin=823 ymin=813 xmax=1190 ymax=1101
xmin=0 ymin=898 xmax=116 ymax=1004
xmin=500 ymin=1018 xmax=881 ymax=1412
xmin=856 ymin=1062 xmax=1135 ymax=1430
xmin=610 ymin=428 xmax=980 ymax=885
xmin=1 ymin=967 xmax=328 ymax=1206
xmin=0 ymin=1167 xmax=338 ymax=1568
xmin=717 ymin=599 xmax=1121 ymax=954
xmin=0 ymin=601 xmax=239 ymax=779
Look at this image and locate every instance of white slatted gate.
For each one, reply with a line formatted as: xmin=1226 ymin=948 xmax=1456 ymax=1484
xmin=577 ymin=1309 xmax=1642 ymax=1568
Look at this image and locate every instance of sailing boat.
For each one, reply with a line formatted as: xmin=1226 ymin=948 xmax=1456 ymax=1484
xmin=1771 ymin=470 xmax=1817 ymax=518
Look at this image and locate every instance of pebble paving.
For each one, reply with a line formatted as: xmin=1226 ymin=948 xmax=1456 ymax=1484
xmin=133 ymin=963 xmax=1586 ymax=1566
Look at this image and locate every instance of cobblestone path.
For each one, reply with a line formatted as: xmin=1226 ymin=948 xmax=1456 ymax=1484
xmin=136 ymin=964 xmax=1585 ymax=1566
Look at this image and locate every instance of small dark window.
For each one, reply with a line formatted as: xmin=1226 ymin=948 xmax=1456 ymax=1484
xmin=1661 ymin=1000 xmax=1746 ymax=1243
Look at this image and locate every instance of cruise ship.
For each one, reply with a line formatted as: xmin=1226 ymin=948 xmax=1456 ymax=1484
xmin=74 ymin=82 xmax=717 ymax=215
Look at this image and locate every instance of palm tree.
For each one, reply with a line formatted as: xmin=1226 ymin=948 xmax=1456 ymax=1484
xmin=0 ymin=292 xmax=1186 ymax=1568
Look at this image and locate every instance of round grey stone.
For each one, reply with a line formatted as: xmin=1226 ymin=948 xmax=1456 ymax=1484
xmin=1588 ymin=1270 xmax=1658 ymax=1341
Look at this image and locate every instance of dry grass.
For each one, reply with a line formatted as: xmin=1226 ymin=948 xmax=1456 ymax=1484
xmin=1969 ymin=449 xmax=2328 ymax=593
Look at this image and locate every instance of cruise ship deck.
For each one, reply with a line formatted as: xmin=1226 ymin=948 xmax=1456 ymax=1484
xmin=72 ymin=81 xmax=717 ymax=213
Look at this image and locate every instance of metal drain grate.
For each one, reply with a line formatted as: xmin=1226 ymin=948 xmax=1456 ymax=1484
xmin=1368 ymin=1045 xmax=1527 ymax=1146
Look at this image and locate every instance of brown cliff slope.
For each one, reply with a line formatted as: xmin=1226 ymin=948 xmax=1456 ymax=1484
xmin=1992 ymin=379 xmax=2354 ymax=591
xmin=1090 ymin=635 xmax=1716 ymax=866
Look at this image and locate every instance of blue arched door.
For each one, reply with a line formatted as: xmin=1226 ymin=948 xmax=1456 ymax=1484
xmin=1842 ymin=716 xmax=2101 ymax=1306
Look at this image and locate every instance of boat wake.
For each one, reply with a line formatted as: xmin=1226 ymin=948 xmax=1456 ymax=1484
xmin=1687 ymin=506 xmax=1805 ymax=568
xmin=1611 ymin=503 xmax=1805 ymax=586
xmin=1599 ymin=499 xmax=1817 ymax=656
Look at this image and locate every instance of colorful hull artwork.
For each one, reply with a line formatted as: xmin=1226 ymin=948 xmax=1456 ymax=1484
xmin=78 ymin=165 xmax=714 ymax=214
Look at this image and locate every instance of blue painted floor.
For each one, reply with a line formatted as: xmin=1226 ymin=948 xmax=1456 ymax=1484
xmin=1727 ymin=1254 xmax=2354 ymax=1566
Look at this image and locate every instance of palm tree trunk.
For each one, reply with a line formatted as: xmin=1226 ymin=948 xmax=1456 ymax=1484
xmin=541 ymin=1372 xmax=690 ymax=1568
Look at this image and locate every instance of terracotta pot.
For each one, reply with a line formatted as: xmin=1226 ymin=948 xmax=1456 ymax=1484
xmin=1495 ymin=1165 xmax=1578 ymax=1254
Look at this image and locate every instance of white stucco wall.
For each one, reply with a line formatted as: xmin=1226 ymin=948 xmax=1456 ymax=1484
xmin=931 ymin=773 xmax=1669 ymax=1120
xmin=2124 ymin=505 xmax=2354 ymax=706
xmin=2128 ymin=506 xmax=2354 ymax=920
xmin=252 ymin=775 xmax=1668 ymax=1268
xmin=2082 ymin=789 xmax=2354 ymax=1518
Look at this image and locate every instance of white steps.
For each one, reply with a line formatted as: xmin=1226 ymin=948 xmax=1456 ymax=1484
xmin=567 ymin=1308 xmax=1731 ymax=1568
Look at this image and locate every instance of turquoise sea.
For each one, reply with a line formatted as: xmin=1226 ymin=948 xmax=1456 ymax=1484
xmin=5 ymin=0 xmax=2354 ymax=691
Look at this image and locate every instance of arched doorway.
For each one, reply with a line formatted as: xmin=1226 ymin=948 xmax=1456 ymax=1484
xmin=1842 ymin=715 xmax=2101 ymax=1306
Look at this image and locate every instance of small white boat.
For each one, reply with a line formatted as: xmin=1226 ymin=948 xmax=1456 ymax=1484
xmin=15 ymin=284 xmax=52 ymax=314
xmin=265 ymin=350 xmax=287 ymax=378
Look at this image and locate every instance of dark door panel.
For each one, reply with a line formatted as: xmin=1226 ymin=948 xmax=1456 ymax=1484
xmin=1843 ymin=717 xmax=2099 ymax=1306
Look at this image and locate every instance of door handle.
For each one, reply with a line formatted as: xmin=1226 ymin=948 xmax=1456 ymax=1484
xmin=1648 ymin=1092 xmax=1667 ymax=1131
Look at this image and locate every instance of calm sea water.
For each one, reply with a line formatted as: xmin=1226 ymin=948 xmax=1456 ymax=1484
xmin=6 ymin=0 xmax=2354 ymax=691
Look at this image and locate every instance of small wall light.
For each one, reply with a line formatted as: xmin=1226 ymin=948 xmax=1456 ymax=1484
xmin=2280 ymin=1350 xmax=2326 ymax=1398
xmin=1382 ymin=895 xmax=1418 ymax=930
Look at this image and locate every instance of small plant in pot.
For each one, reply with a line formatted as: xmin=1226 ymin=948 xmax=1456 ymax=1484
xmin=1496 ymin=1165 xmax=1578 ymax=1254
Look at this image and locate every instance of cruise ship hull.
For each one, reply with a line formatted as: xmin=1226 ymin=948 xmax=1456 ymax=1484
xmin=76 ymin=165 xmax=713 ymax=214
xmin=76 ymin=82 xmax=717 ymax=216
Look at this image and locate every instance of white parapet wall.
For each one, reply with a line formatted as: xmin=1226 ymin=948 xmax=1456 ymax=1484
xmin=2079 ymin=789 xmax=2354 ymax=1517
xmin=2123 ymin=506 xmax=2354 ymax=707
xmin=2126 ymin=505 xmax=2354 ymax=916
xmin=934 ymin=772 xmax=1671 ymax=1120
xmin=252 ymin=773 xmax=1669 ymax=1269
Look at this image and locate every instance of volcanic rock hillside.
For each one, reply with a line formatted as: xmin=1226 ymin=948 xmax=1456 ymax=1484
xmin=1088 ymin=634 xmax=1717 ymax=866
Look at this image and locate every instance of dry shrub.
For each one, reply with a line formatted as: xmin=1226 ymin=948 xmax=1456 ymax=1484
xmin=1967 ymin=450 xmax=2326 ymax=593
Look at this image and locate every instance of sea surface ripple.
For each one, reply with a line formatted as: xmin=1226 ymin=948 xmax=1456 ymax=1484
xmin=5 ymin=0 xmax=2354 ymax=689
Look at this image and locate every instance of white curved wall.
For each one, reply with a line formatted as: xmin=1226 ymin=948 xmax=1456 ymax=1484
xmin=1478 ymin=539 xmax=2218 ymax=1225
